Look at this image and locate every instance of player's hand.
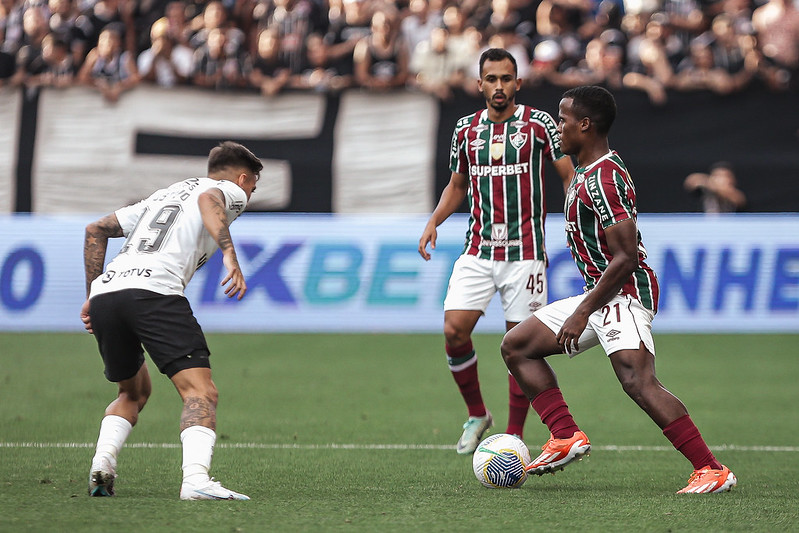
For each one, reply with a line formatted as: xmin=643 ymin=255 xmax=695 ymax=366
xmin=80 ymin=299 xmax=93 ymax=334
xmin=221 ymin=253 xmax=247 ymax=300
xmin=418 ymin=225 xmax=437 ymax=261
xmin=556 ymin=312 xmax=589 ymax=355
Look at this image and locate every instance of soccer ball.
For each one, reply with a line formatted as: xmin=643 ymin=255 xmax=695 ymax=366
xmin=472 ymin=433 xmax=532 ymax=489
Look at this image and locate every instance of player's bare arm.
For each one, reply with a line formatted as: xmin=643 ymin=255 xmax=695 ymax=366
xmin=557 ymin=218 xmax=639 ymax=353
xmin=198 ymin=188 xmax=247 ymax=300
xmin=84 ymin=213 xmax=124 ymax=297
xmin=81 ymin=213 xmax=123 ymax=333
xmin=419 ymin=172 xmax=469 ymax=260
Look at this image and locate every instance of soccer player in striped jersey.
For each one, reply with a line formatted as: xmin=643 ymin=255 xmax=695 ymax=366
xmin=501 ymin=86 xmax=737 ymax=493
xmin=81 ymin=141 xmax=262 ymax=500
xmin=418 ymin=48 xmax=574 ymax=455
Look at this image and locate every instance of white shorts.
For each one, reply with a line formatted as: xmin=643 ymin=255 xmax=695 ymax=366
xmin=443 ymin=255 xmax=547 ymax=323
xmin=534 ymin=293 xmax=656 ymax=357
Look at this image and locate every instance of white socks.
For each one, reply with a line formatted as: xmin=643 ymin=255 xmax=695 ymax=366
xmin=91 ymin=415 xmax=132 ymax=471
xmin=180 ymin=425 xmax=216 ymax=486
xmin=91 ymin=418 xmax=217 ymax=486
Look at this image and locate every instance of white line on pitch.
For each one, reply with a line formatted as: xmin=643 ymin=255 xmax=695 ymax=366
xmin=1 ymin=442 xmax=797 ymax=452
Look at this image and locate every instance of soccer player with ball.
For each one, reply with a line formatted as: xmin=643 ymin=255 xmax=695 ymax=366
xmin=501 ymin=86 xmax=737 ymax=494
xmin=80 ymin=141 xmax=262 ymax=500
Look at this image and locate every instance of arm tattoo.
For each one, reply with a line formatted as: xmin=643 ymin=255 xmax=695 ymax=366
xmin=202 ymin=190 xmax=236 ymax=253
xmin=181 ymin=395 xmax=217 ymax=431
xmin=84 ymin=214 xmax=123 ymax=297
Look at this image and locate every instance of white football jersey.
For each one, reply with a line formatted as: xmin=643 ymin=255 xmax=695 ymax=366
xmin=89 ymin=177 xmax=248 ymax=298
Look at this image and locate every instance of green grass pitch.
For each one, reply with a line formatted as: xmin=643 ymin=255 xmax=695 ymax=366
xmin=1 ymin=332 xmax=797 ymax=532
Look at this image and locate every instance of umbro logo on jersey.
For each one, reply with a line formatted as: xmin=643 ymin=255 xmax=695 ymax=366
xmin=470 ymin=139 xmax=486 ymax=149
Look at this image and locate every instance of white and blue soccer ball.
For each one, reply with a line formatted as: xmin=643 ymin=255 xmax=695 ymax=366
xmin=472 ymin=433 xmax=532 ymax=489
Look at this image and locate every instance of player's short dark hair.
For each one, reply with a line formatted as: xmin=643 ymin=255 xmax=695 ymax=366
xmin=479 ymin=48 xmax=518 ymax=77
xmin=208 ymin=141 xmax=263 ymax=175
xmin=562 ymin=85 xmax=617 ymax=135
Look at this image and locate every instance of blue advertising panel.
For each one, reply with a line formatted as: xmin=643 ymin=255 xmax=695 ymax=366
xmin=0 ymin=214 xmax=797 ymax=333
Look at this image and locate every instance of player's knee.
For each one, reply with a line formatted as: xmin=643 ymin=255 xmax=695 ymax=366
xmin=205 ymin=382 xmax=219 ymax=407
xmin=443 ymin=322 xmax=470 ymax=347
xmin=185 ymin=381 xmax=218 ymax=407
xmin=500 ymin=329 xmax=525 ymax=366
xmin=617 ymin=371 xmax=658 ymax=403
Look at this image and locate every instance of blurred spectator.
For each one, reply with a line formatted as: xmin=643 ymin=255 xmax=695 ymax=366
xmin=162 ymin=0 xmax=192 ymax=47
xmin=708 ymin=12 xmax=757 ymax=87
xmin=1 ymin=0 xmax=26 ymax=55
xmin=190 ymin=26 xmax=247 ymax=89
xmin=252 ymin=0 xmax=322 ymax=75
xmin=129 ymin=0 xmax=171 ymax=55
xmin=661 ymin=0 xmax=710 ymax=50
xmin=189 ymin=1 xmax=245 ymax=60
xmin=290 ymin=30 xmax=353 ymax=91
xmin=719 ymin=0 xmax=755 ymax=37
xmin=684 ymin=161 xmax=746 ymax=213
xmin=482 ymin=0 xmax=524 ymax=38
xmin=547 ymin=30 xmax=626 ymax=88
xmin=353 ymin=9 xmax=409 ymax=91
xmin=137 ymin=16 xmax=193 ymax=86
xmin=400 ymin=0 xmax=443 ymax=58
xmin=529 ymin=38 xmax=564 ymax=85
xmin=13 ymin=32 xmax=74 ymax=89
xmin=18 ymin=5 xmax=49 ymax=50
xmin=409 ymin=25 xmax=466 ymax=100
xmin=751 ymin=0 xmax=799 ymax=91
xmin=48 ymin=0 xmax=84 ymax=67
xmin=536 ymin=1 xmax=585 ymax=71
xmin=10 ymin=6 xmax=49 ymax=85
xmin=578 ymin=0 xmax=625 ymax=40
xmin=247 ymin=25 xmax=290 ymax=95
xmin=441 ymin=4 xmax=478 ymax=59
xmin=323 ymin=0 xmax=372 ymax=83
xmin=672 ymin=34 xmax=739 ymax=93
xmin=74 ymin=0 xmax=136 ymax=59
xmin=622 ymin=14 xmax=677 ymax=104
xmin=78 ymin=24 xmax=139 ymax=102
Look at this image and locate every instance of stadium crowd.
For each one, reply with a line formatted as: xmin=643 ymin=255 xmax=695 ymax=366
xmin=0 ymin=0 xmax=797 ymax=103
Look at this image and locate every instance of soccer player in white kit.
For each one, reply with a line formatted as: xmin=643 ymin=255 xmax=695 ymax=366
xmin=81 ymin=141 xmax=262 ymax=500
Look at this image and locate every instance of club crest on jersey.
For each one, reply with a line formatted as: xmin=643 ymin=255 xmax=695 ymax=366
xmin=509 ymin=132 xmax=527 ymax=150
xmin=566 ymin=186 xmax=578 ymax=206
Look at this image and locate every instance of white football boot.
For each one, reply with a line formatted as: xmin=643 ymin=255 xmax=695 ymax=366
xmin=180 ymin=478 xmax=250 ymax=501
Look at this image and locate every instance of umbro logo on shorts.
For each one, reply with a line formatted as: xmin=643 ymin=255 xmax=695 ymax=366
xmin=606 ymin=329 xmax=621 ymax=341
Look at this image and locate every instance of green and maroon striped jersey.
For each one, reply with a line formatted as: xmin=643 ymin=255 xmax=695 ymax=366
xmin=564 ymin=151 xmax=659 ymax=312
xmin=449 ymin=104 xmax=565 ymax=261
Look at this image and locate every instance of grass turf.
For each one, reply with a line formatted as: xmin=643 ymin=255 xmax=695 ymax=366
xmin=1 ymin=332 xmax=797 ymax=532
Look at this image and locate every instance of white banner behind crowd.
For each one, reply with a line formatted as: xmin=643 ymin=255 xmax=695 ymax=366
xmin=1 ymin=213 xmax=797 ymax=333
xmin=30 ymin=86 xmax=435 ymax=214
xmin=0 ymin=89 xmax=20 ymax=213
